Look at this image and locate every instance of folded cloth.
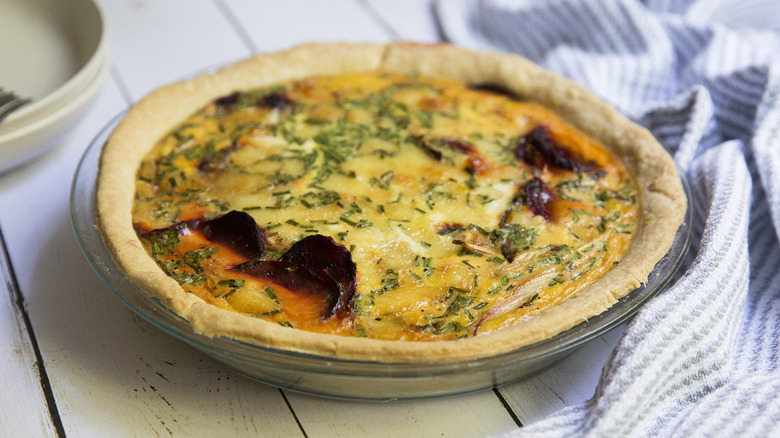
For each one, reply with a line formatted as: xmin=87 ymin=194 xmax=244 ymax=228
xmin=436 ymin=1 xmax=780 ymax=436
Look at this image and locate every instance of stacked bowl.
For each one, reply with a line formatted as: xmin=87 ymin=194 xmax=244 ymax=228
xmin=0 ymin=0 xmax=110 ymax=173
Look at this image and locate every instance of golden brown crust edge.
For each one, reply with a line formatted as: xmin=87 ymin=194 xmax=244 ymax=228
xmin=96 ymin=42 xmax=686 ymax=363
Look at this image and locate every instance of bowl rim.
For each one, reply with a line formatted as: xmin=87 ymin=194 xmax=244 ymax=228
xmin=0 ymin=0 xmax=108 ymax=132
xmin=0 ymin=55 xmax=110 ymax=174
xmin=0 ymin=54 xmax=111 ymax=145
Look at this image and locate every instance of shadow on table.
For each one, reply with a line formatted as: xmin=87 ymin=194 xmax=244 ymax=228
xmin=24 ymin=212 xmax=303 ymax=432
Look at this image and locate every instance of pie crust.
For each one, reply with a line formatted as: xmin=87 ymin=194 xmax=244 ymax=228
xmin=96 ymin=42 xmax=686 ymax=362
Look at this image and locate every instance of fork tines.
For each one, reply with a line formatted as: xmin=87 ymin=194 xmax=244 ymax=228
xmin=0 ymin=88 xmax=32 ymax=123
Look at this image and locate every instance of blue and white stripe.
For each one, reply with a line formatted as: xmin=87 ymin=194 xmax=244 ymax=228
xmin=437 ymin=0 xmax=780 ymax=436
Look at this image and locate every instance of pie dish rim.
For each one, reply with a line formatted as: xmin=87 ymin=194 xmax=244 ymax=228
xmin=91 ymin=42 xmax=689 ymax=363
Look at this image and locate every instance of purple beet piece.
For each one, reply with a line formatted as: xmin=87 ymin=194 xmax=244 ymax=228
xmin=231 ymin=235 xmax=357 ymax=318
xmin=279 ymin=235 xmax=357 ymax=317
xmin=412 ymin=135 xmax=443 ymax=161
xmin=213 ymin=91 xmax=240 ymax=108
xmin=231 ymin=259 xmax=340 ymax=309
xmin=442 ymin=139 xmax=476 ymax=154
xmin=516 ymin=126 xmax=593 ymax=173
xmin=258 ymin=91 xmax=293 ymax=110
xmin=523 ymin=177 xmax=555 ymax=221
xmin=468 ymin=83 xmax=523 ymax=101
xmin=200 ymin=211 xmax=265 ymax=259
xmin=197 ymin=144 xmax=237 ymax=173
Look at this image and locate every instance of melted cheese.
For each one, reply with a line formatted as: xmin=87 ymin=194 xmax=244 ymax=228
xmin=133 ymin=72 xmax=638 ymax=341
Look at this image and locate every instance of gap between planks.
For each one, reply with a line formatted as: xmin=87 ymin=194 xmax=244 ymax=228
xmin=1 ymin=225 xmax=66 ymax=437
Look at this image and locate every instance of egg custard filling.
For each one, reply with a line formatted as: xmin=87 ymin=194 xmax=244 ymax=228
xmin=131 ymin=71 xmax=639 ymax=341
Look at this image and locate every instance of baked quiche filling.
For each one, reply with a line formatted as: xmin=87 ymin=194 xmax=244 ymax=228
xmin=132 ymin=71 xmax=638 ymax=341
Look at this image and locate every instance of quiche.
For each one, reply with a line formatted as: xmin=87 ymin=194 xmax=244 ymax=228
xmin=96 ymin=43 xmax=686 ymax=362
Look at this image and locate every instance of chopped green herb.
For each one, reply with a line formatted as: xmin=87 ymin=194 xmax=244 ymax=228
xmin=218 ymin=279 xmax=245 ymax=289
xmin=171 ymin=273 xmax=207 ymax=286
xmin=548 ymin=277 xmax=565 ymax=287
xmin=183 ymin=247 xmax=219 ymax=273
xmin=381 ymin=269 xmax=400 ymax=291
xmin=369 ymin=170 xmax=394 ymax=190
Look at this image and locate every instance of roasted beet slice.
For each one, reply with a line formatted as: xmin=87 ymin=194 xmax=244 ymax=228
xmin=412 ymin=136 xmax=477 ymax=162
xmin=522 ymin=177 xmax=555 ymax=221
xmin=197 ymin=144 xmax=237 ymax=173
xmin=442 ymin=139 xmax=476 ymax=154
xmin=213 ymin=91 xmax=241 ymax=108
xmin=200 ymin=211 xmax=265 ymax=259
xmin=500 ymin=240 xmax=517 ymax=263
xmin=232 ymin=259 xmax=340 ymax=309
xmin=258 ymin=91 xmax=293 ymax=110
xmin=411 ymin=135 xmax=443 ymax=161
xmin=516 ymin=126 xmax=593 ymax=173
xmin=437 ymin=223 xmax=465 ymax=235
xmin=214 ymin=91 xmax=292 ymax=111
xmin=231 ymin=235 xmax=356 ymax=318
xmin=280 ymin=235 xmax=357 ymax=317
xmin=139 ymin=211 xmax=265 ymax=259
xmin=468 ymin=83 xmax=523 ymax=101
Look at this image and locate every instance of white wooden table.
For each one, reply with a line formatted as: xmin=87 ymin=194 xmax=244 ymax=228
xmin=0 ymin=1 xmax=627 ymax=436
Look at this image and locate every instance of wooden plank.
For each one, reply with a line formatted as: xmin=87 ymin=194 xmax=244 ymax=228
xmin=497 ymin=325 xmax=627 ymax=425
xmin=220 ymin=0 xmax=391 ymax=53
xmin=220 ymin=2 xmax=523 ymax=434
xmin=0 ymin=77 xmax=304 ymax=437
xmin=100 ymin=0 xmax=251 ymax=99
xmin=0 ymin=1 xmax=309 ymax=431
xmin=287 ymin=390 xmax=518 ymax=438
xmin=0 ymin=0 xmax=626 ymax=435
xmin=0 ymin=236 xmax=57 ymax=437
xmin=1 ymin=4 xmax=253 ymax=432
xmin=363 ymin=0 xmax=441 ymax=42
xmin=357 ymin=2 xmax=628 ymax=428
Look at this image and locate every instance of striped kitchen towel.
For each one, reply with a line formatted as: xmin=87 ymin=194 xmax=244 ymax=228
xmin=436 ymin=0 xmax=780 ymax=436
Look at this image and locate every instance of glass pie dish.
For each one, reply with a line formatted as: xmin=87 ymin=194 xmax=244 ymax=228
xmin=71 ymin=111 xmax=693 ymax=401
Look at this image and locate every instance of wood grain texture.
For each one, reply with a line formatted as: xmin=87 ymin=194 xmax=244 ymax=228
xmin=221 ymin=0 xmax=391 ymax=52
xmin=0 ymin=79 xmax=305 ymax=437
xmin=364 ymin=0 xmax=441 ymax=42
xmin=101 ymin=0 xmax=250 ymax=99
xmin=498 ymin=325 xmax=627 ymax=425
xmin=0 ymin=251 xmax=57 ymax=437
xmin=286 ymin=390 xmax=518 ymax=438
xmin=0 ymin=0 xmax=627 ymax=436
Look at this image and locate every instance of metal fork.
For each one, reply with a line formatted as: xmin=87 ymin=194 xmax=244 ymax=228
xmin=0 ymin=88 xmax=31 ymax=125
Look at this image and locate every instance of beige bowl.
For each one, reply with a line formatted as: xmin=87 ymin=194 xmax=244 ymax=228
xmin=0 ymin=0 xmax=109 ymax=173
